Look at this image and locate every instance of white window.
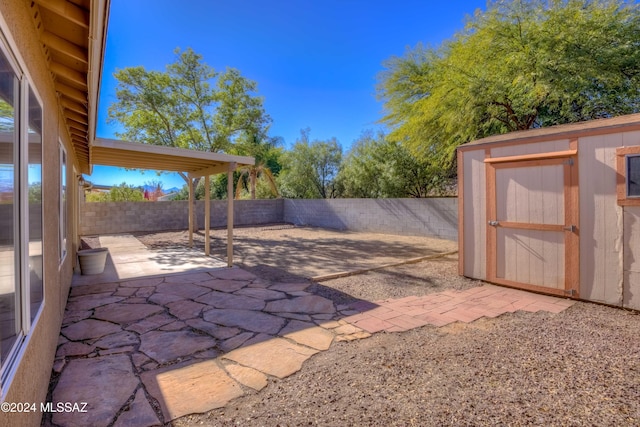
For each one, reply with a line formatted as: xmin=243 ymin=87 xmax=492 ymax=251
xmin=60 ymin=144 xmax=67 ymax=262
xmin=0 ymin=34 xmax=44 ymax=398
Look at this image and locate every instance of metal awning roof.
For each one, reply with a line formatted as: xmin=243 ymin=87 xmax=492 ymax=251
xmin=91 ymin=138 xmax=254 ymax=177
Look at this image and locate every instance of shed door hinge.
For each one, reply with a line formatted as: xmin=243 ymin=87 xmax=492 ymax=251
xmin=564 ymin=158 xmax=574 ymax=166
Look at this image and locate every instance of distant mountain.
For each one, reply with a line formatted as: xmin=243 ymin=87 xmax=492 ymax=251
xmin=140 ymin=184 xmax=180 ymax=194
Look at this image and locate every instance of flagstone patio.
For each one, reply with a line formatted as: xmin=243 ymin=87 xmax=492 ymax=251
xmin=46 ymin=235 xmax=576 ymax=426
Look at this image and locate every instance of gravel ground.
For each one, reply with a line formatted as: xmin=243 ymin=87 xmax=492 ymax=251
xmin=128 ymin=227 xmax=640 ymax=427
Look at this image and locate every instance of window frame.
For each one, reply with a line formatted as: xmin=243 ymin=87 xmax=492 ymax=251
xmin=0 ymin=28 xmax=45 ymax=400
xmin=616 ymin=146 xmax=640 ymax=206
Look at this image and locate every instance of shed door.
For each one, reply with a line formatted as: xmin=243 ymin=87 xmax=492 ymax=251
xmin=486 ymin=153 xmax=579 ymax=297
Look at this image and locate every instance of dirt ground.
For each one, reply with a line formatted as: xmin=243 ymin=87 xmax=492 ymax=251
xmin=134 ymin=224 xmax=458 ymax=281
xmin=129 ymin=225 xmax=640 ymax=427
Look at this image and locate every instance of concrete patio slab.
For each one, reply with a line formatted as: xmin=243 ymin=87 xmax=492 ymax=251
xmin=74 ymin=234 xmax=227 ymax=286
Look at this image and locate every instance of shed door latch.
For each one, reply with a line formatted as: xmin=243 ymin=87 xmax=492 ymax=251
xmin=488 ymin=220 xmax=499 ymax=227
xmin=563 ymin=225 xmax=576 ymax=232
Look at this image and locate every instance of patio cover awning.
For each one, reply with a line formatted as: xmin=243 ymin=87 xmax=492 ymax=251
xmin=91 ymin=137 xmax=254 ymax=175
xmin=89 ymin=137 xmax=255 ymax=267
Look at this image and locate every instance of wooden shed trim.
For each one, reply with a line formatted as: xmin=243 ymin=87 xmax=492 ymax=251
xmin=484 ymin=146 xmax=580 ymax=298
xmin=484 ymin=149 xmax=577 ymax=164
xmin=458 ymin=114 xmax=640 ymax=152
xmin=616 ymin=146 xmax=640 ymax=207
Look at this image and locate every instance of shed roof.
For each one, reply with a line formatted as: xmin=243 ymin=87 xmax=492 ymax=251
xmin=459 ymin=113 xmax=640 ymax=151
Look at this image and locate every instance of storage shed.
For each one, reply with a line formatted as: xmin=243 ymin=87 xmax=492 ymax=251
xmin=457 ymin=113 xmax=640 ymax=310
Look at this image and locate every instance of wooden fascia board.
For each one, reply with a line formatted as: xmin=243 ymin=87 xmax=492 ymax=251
xmin=191 ymin=162 xmax=237 ymax=177
xmin=458 ymin=117 xmax=640 ymax=152
xmin=87 ymin=0 xmax=109 ymax=150
xmin=93 ymin=138 xmax=255 ymax=166
xmin=484 ymin=149 xmax=577 ymax=164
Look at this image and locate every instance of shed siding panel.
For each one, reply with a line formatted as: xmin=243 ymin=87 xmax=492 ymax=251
xmin=621 ymin=130 xmax=640 ymax=147
xmin=496 ymin=165 xmax=564 ymax=224
xmin=579 ymin=134 xmax=623 ymax=305
xmin=623 ymin=207 xmax=640 ymax=309
xmin=490 ymin=139 xmax=570 ymax=158
xmin=462 ymin=150 xmax=486 ymax=279
xmin=497 ymin=229 xmax=564 ymax=288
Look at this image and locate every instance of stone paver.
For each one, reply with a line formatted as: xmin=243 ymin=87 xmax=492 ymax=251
xmin=94 ymin=303 xmax=164 ymax=324
xmin=203 ymin=308 xmax=286 ymax=334
xmin=52 ymin=355 xmax=138 ymax=427
xmin=50 ymin=249 xmax=577 ymax=426
xmin=141 ymin=359 xmax=243 ymax=421
xmin=223 ymin=337 xmax=319 ymax=378
xmin=279 ymin=320 xmax=335 ymax=350
xmin=61 ymin=318 xmax=122 ymax=341
xmin=139 ymin=330 xmax=216 ymax=364
xmin=224 ymin=363 xmax=269 ymax=391
xmin=112 ymin=388 xmax=161 ymax=427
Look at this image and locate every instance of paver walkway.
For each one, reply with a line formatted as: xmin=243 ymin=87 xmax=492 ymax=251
xmin=48 ymin=268 xmax=575 ymax=426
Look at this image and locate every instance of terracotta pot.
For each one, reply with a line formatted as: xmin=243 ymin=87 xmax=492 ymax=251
xmin=77 ymin=248 xmax=109 ymax=275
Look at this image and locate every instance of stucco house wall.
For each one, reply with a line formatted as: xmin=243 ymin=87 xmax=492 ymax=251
xmin=0 ymin=2 xmax=78 ymax=425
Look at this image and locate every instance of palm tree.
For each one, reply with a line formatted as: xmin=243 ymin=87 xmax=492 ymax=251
xmin=235 ymin=162 xmax=279 ymax=199
xmin=234 ymin=134 xmax=282 ymax=199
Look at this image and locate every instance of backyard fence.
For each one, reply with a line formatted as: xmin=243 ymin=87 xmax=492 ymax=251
xmin=79 ymin=198 xmax=458 ymax=240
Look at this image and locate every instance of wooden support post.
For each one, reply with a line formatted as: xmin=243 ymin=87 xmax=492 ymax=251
xmin=188 ymin=174 xmax=194 ymax=247
xmin=204 ymin=174 xmax=210 ymax=256
xmin=227 ymin=163 xmax=236 ymax=267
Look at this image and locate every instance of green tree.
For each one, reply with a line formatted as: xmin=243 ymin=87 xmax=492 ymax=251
xmin=108 ymin=48 xmax=271 ymax=226
xmin=109 ymin=48 xmax=270 ymax=152
xmin=279 ymin=129 xmax=342 ymax=199
xmin=338 ymin=131 xmax=453 ymax=198
xmin=378 ymin=0 xmax=640 ymax=176
xmin=86 ymin=183 xmax=145 ymax=202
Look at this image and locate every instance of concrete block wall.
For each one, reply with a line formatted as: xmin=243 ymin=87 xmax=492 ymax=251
xmin=79 ymin=198 xmax=458 ymax=240
xmin=283 ymin=198 xmax=458 ymax=240
xmin=79 ymin=199 xmax=284 ymax=235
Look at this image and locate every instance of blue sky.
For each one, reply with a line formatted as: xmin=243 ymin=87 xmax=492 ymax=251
xmin=91 ymin=0 xmax=488 ymax=189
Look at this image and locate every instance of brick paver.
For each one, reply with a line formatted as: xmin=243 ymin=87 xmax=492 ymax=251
xmin=341 ymin=284 xmax=576 ymax=333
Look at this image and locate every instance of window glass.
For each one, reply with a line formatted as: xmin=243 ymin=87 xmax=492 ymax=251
xmin=627 ymin=156 xmax=640 ymax=197
xmin=60 ymin=146 xmax=66 ymax=261
xmin=28 ymin=87 xmax=42 ymax=322
xmin=0 ymin=47 xmax=19 ymax=366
